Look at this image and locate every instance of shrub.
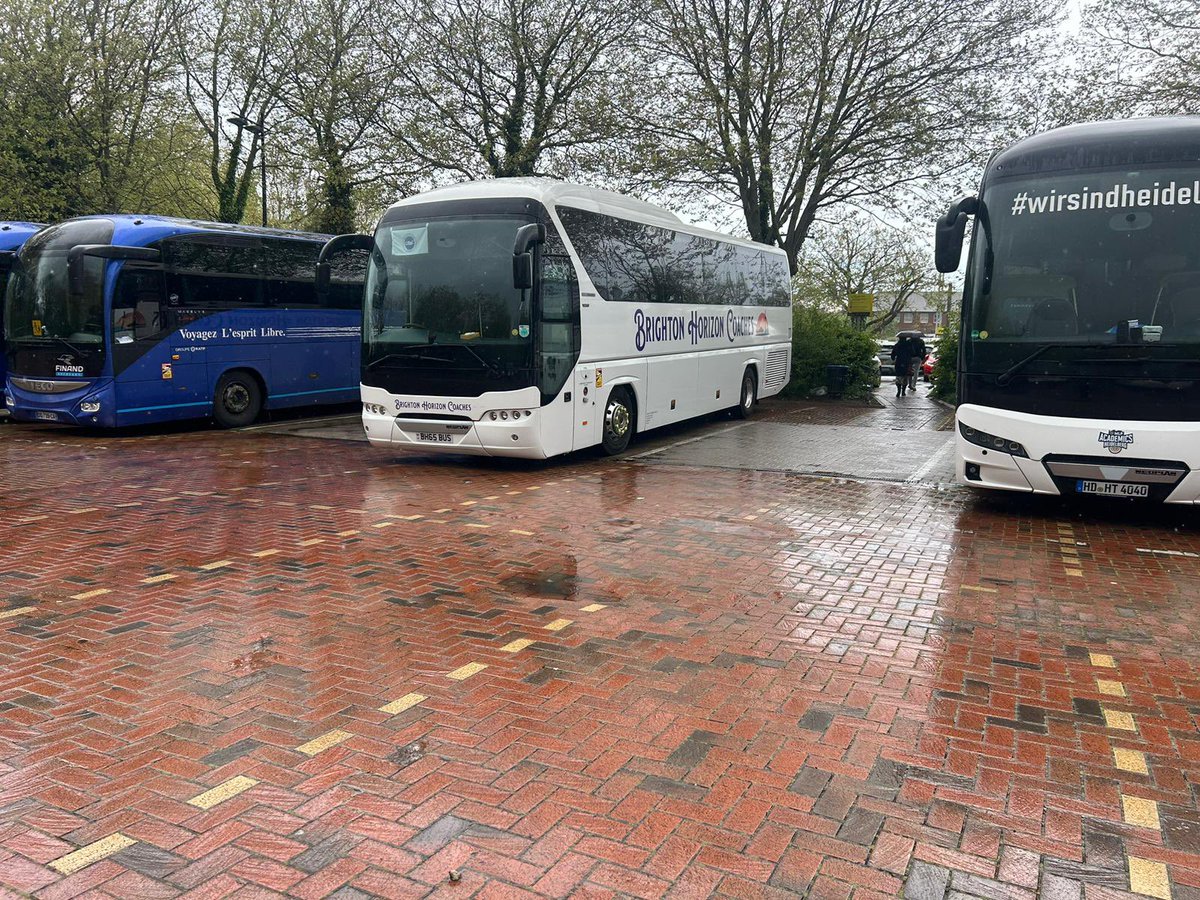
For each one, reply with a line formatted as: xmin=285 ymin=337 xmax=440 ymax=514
xmin=930 ymin=322 xmax=959 ymax=403
xmin=785 ymin=305 xmax=879 ymax=399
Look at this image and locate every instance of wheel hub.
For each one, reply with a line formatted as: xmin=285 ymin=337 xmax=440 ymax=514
xmin=224 ymin=384 xmax=250 ymax=414
xmin=606 ymin=400 xmax=630 ymax=438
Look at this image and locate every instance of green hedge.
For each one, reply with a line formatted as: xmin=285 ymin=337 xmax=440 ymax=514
xmin=930 ymin=323 xmax=959 ymax=403
xmin=784 ymin=305 xmax=880 ymax=399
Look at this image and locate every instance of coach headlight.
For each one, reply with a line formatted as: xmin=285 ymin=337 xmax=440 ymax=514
xmin=362 ymin=402 xmax=387 ymax=415
xmin=80 ymin=400 xmax=101 ymax=413
xmin=959 ymin=422 xmax=1028 ymax=458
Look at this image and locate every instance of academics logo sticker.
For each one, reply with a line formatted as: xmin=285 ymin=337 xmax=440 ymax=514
xmin=1098 ymin=429 xmax=1134 ymax=454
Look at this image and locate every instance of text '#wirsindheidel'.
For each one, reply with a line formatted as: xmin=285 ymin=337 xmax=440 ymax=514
xmin=634 ymin=308 xmax=764 ymax=351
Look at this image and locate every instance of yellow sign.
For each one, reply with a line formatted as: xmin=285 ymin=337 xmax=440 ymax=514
xmin=848 ymin=293 xmax=874 ymax=314
xmin=595 ymin=368 xmax=603 ymax=388
xmin=936 ymin=326 xmax=945 ymax=335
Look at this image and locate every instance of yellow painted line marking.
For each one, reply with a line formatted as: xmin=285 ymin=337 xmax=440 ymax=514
xmin=250 ymin=549 xmax=279 ymax=558
xmin=1104 ymin=708 xmax=1137 ymax=731
xmin=1091 ymin=653 xmax=1117 ymax=668
xmin=447 ymin=662 xmax=488 ymax=681
xmin=460 ymin=500 xmax=477 ymax=506
xmin=71 ymin=589 xmax=111 ymax=601
xmin=505 ymin=491 xmax=522 ymax=495
xmin=388 ymin=514 xmax=424 ymax=521
xmin=1098 ymin=679 xmax=1127 ymax=697
xmin=1115 ymin=747 xmax=1149 ymax=775
xmin=527 ymin=486 xmax=541 ymax=491
xmin=484 ymin=495 xmax=500 ymax=500
xmin=18 ymin=514 xmax=49 ymax=521
xmin=465 ymin=523 xmax=490 ymax=529
xmin=156 ymin=496 xmax=181 ymax=502
xmin=581 ymin=603 xmax=606 ymax=612
xmin=1128 ymin=856 xmax=1171 ymax=899
xmin=372 ymin=521 xmax=395 ymax=529
xmin=182 ymin=491 xmax=213 ymax=496
xmin=961 ymin=585 xmax=998 ymax=593
xmin=379 ymin=692 xmax=427 ymax=715
xmin=187 ymin=776 xmax=258 ymax=810
xmin=1122 ymin=795 xmax=1161 ymax=830
xmin=295 ymin=729 xmax=353 ymax=756
xmin=260 ymin=482 xmax=281 ymax=486
xmin=150 ymin=487 xmax=170 ymax=492
xmin=501 ymin=638 xmax=534 ymax=652
xmin=435 ymin=507 xmax=452 ymax=513
xmin=199 ymin=560 xmax=233 ymax=571
xmin=544 ymin=618 xmax=572 ymax=632
xmin=510 ymin=529 xmax=534 ymax=536
xmin=49 ymin=833 xmax=137 ymax=875
xmin=114 ymin=503 xmax=142 ymax=509
xmin=298 ymin=539 xmax=325 ymax=547
xmin=0 ymin=606 xmax=36 ymax=620
xmin=310 ymin=504 xmax=334 ymax=510
xmin=337 ymin=530 xmax=360 ymax=537
xmin=141 ymin=574 xmax=177 ymax=584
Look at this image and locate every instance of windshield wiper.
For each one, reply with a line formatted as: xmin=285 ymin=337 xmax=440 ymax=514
xmin=456 ymin=343 xmax=504 ymax=378
xmin=995 ymin=343 xmax=1099 ymax=386
xmin=30 ymin=335 xmax=87 ymax=358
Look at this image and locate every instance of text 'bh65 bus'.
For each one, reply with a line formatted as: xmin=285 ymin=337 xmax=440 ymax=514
xmin=319 ymin=179 xmax=792 ymax=459
xmin=937 ymin=117 xmax=1200 ymax=502
xmin=4 ymin=215 xmax=364 ymax=428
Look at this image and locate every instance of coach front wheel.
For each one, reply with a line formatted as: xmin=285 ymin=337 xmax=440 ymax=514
xmin=213 ymin=370 xmax=263 ymax=428
xmin=734 ymin=370 xmax=757 ymax=419
xmin=601 ymin=388 xmax=635 ymax=455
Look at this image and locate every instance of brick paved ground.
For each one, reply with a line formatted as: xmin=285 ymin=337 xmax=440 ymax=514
xmin=1 ymin=405 xmax=1199 ymax=899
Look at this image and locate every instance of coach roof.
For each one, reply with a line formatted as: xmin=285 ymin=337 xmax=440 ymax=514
xmin=988 ymin=116 xmax=1200 ymax=180
xmin=386 ymin=178 xmax=787 ymax=256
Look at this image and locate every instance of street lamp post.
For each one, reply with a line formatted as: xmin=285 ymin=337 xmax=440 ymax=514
xmin=227 ymin=116 xmax=268 ymax=227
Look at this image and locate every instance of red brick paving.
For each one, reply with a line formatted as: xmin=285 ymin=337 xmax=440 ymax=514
xmin=0 ymin=416 xmax=1197 ymax=898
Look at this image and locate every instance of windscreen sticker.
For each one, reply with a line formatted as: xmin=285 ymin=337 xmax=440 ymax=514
xmin=1010 ymin=180 xmax=1200 ymax=216
xmin=391 ymin=225 xmax=429 ymax=256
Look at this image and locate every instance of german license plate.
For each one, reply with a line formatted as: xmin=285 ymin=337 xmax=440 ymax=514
xmin=1076 ymin=480 xmax=1149 ymax=498
xmin=33 ymin=411 xmax=59 ymax=421
xmin=416 ymin=431 xmax=454 ymax=443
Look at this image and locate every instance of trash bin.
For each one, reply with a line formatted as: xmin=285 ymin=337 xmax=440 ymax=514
xmin=825 ymin=364 xmax=850 ymax=397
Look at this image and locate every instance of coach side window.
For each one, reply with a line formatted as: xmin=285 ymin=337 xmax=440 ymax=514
xmin=163 ymin=237 xmax=266 ymax=310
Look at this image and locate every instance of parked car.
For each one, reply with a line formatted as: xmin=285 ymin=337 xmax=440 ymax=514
xmin=877 ymin=339 xmax=895 ymax=375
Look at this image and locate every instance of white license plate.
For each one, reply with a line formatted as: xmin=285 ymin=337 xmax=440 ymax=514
xmin=416 ymin=431 xmax=454 ymax=443
xmin=33 ymin=411 xmax=59 ymax=421
xmin=1076 ymin=480 xmax=1149 ymax=498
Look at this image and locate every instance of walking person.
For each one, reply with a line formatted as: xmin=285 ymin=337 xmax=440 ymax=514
xmin=891 ymin=334 xmax=915 ymax=397
xmin=908 ymin=333 xmax=927 ymax=393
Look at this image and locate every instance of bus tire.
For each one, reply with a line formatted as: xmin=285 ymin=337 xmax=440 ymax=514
xmin=601 ymin=387 xmax=635 ymax=455
xmin=213 ymin=370 xmax=263 ymax=428
xmin=734 ymin=369 xmax=757 ymax=419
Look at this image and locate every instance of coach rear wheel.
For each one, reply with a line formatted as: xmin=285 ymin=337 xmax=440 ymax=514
xmin=734 ymin=369 xmax=757 ymax=419
xmin=213 ymin=370 xmax=263 ymax=429
xmin=601 ymin=388 xmax=635 ymax=455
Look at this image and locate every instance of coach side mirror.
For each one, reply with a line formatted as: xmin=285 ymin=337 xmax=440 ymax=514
xmin=935 ymin=196 xmax=978 ymax=274
xmin=513 ymin=253 xmax=534 ymax=290
xmin=67 ymin=245 xmax=160 ymax=297
xmin=316 ymin=233 xmax=373 ymax=294
xmin=512 ymin=223 xmax=545 ymax=290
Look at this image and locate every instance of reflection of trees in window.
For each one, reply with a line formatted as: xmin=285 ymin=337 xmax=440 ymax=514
xmin=558 ymin=206 xmax=787 ymax=306
xmin=416 ymin=286 xmax=510 ymax=338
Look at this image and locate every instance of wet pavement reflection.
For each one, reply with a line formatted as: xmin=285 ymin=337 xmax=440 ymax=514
xmin=0 ymin=404 xmax=1197 ymax=899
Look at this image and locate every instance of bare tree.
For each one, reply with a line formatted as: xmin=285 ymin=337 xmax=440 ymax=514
xmin=170 ymin=0 xmax=291 ymax=222
xmin=62 ymin=0 xmax=188 ymax=212
xmin=390 ymin=0 xmax=641 ymax=180
xmin=794 ymin=215 xmax=930 ymax=332
xmin=1086 ymin=0 xmax=1200 ymax=115
xmin=277 ymin=0 xmax=401 ymax=233
xmin=643 ymin=0 xmax=1058 ymax=273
